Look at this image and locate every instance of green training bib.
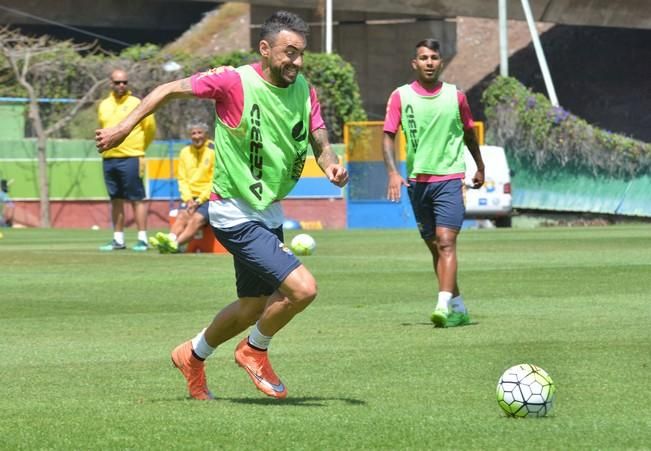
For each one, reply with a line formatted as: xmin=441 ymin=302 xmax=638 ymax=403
xmin=398 ymin=82 xmax=465 ymax=178
xmin=212 ymin=65 xmax=311 ymax=210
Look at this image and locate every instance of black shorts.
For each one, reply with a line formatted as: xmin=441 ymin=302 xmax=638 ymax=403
xmin=408 ymin=178 xmax=465 ymax=240
xmin=102 ymin=157 xmax=146 ymax=201
xmin=211 ymin=221 xmax=301 ymax=298
xmin=181 ymin=201 xmax=209 ymax=221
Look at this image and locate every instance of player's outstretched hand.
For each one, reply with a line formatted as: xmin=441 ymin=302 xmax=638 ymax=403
xmin=326 ymin=164 xmax=349 ymax=187
xmin=96 ymin=126 xmax=129 ymax=153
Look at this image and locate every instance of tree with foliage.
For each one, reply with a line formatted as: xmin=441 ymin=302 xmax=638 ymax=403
xmin=0 ymin=27 xmax=107 ymax=227
xmin=2 ymin=42 xmax=367 ymax=144
xmin=0 ymin=35 xmax=366 ymax=227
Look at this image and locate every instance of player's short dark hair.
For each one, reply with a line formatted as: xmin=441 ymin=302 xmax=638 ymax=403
xmin=415 ymin=39 xmax=441 ymax=56
xmin=260 ymin=11 xmax=309 ymax=44
xmin=0 ymin=179 xmax=8 ymax=193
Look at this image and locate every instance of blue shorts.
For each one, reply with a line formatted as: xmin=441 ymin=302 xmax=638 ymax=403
xmin=408 ymin=178 xmax=465 ymax=239
xmin=102 ymin=157 xmax=146 ymax=201
xmin=181 ymin=201 xmax=209 ymax=221
xmin=211 ymin=221 xmax=301 ymax=298
xmin=195 ymin=202 xmax=209 ymax=221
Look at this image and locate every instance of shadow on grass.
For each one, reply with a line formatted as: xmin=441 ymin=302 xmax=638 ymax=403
xmin=225 ymin=396 xmax=367 ymax=407
xmin=151 ymin=396 xmax=366 ymax=407
xmin=400 ymin=321 xmax=480 ymax=328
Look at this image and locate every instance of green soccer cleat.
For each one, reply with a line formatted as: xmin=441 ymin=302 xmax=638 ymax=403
xmin=131 ymin=240 xmax=149 ymax=252
xmin=430 ymin=308 xmax=448 ymax=328
xmin=446 ymin=310 xmax=471 ymax=327
xmin=99 ymin=240 xmax=126 ymax=251
xmin=148 ymin=236 xmax=160 ymax=250
xmin=155 ymin=232 xmax=179 ymax=254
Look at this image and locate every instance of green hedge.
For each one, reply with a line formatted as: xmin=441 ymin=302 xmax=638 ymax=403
xmin=482 ymin=76 xmax=651 ymax=177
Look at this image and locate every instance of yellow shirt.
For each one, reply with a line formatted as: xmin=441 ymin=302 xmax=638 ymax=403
xmin=97 ymin=91 xmax=156 ymax=158
xmin=177 ymin=140 xmax=215 ymax=204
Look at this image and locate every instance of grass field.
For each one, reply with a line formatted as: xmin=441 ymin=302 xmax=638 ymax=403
xmin=1 ymin=225 xmax=650 ymax=450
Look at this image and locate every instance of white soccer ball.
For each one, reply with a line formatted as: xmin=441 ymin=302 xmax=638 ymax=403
xmin=496 ymin=363 xmax=556 ymax=417
xmin=290 ymin=233 xmax=316 ymax=256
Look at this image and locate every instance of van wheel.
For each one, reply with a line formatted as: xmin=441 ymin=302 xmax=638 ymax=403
xmin=495 ymin=217 xmax=512 ymax=228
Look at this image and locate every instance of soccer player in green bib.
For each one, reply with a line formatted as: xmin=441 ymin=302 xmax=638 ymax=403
xmin=96 ymin=11 xmax=348 ymax=400
xmin=383 ymin=39 xmax=485 ymax=328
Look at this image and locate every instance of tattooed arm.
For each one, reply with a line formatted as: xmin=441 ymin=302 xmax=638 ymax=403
xmin=309 ymin=127 xmax=349 ymax=187
xmin=96 ymin=77 xmax=195 ymax=151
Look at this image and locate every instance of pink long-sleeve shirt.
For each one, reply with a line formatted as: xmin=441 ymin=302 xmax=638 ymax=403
xmin=191 ymin=62 xmax=325 ymax=132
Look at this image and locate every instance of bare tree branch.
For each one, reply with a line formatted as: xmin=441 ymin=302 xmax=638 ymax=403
xmin=46 ymin=78 xmax=107 ymax=135
xmin=0 ymin=27 xmax=107 ymax=227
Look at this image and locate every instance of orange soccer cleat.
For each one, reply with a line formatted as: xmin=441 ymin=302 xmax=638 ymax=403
xmin=234 ymin=338 xmax=287 ymax=399
xmin=171 ymin=340 xmax=214 ymax=400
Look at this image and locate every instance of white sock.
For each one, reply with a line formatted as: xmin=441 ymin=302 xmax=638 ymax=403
xmin=168 ymin=233 xmax=178 ymax=243
xmin=113 ymin=231 xmax=125 ymax=245
xmin=450 ymin=295 xmax=467 ymax=313
xmin=248 ymin=322 xmax=272 ymax=350
xmin=137 ymin=230 xmax=147 ymax=242
xmin=191 ymin=328 xmax=215 ymax=360
xmin=436 ymin=291 xmax=453 ymax=311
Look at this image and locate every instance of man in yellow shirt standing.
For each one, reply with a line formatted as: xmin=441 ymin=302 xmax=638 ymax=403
xmin=97 ymin=69 xmax=156 ymax=251
xmin=150 ymin=123 xmax=215 ymax=253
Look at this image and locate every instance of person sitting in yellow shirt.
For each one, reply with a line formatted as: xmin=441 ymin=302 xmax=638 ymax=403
xmin=150 ymin=122 xmax=215 ymax=253
xmin=97 ymin=69 xmax=156 ymax=252
xmin=0 ymin=179 xmax=15 ymax=228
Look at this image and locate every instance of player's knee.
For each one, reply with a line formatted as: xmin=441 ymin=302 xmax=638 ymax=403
xmin=436 ymin=237 xmax=456 ymax=255
xmin=198 ymin=216 xmax=208 ymax=228
xmin=281 ymin=266 xmax=318 ymax=310
xmin=292 ymin=277 xmax=318 ymax=310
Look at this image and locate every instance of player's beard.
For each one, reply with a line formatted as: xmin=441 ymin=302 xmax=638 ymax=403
xmin=271 ymin=64 xmax=299 ymax=87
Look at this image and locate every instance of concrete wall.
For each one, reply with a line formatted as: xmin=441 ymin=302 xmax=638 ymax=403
xmin=0 ymin=0 xmax=220 ymax=30
xmin=12 ymin=198 xmax=346 ymax=229
xmin=251 ymin=5 xmax=457 ymax=120
xmin=0 ymin=0 xmax=221 ymax=51
xmin=243 ymin=0 xmax=651 ymax=29
xmin=4 ymin=0 xmax=650 ymax=31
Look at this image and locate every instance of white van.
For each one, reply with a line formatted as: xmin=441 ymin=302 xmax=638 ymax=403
xmin=463 ymin=145 xmax=513 ymax=227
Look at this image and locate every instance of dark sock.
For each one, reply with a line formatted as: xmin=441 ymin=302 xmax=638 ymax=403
xmin=246 ymin=339 xmax=267 ymax=352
